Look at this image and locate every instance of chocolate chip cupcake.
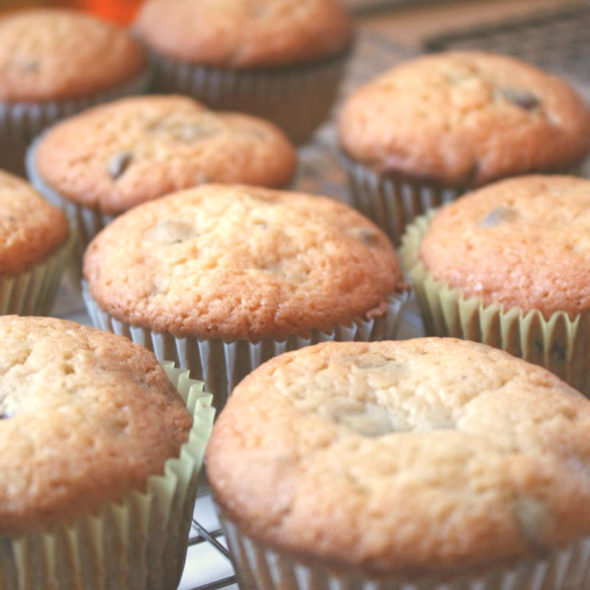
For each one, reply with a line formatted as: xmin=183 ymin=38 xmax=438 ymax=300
xmin=400 ymin=175 xmax=590 ymax=396
xmin=27 ymin=94 xmax=296 ymax=285
xmin=208 ymin=338 xmax=590 ymax=589
xmin=82 ymin=184 xmax=408 ymax=407
xmin=0 ymin=169 xmax=73 ymax=315
xmin=0 ymin=9 xmax=150 ymax=176
xmin=338 ymin=51 xmax=590 ymax=245
xmin=133 ymin=0 xmax=354 ymax=143
xmin=0 ymin=315 xmax=214 ymax=589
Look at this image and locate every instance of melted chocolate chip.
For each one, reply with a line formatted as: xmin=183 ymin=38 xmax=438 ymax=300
xmin=108 ymin=152 xmax=133 ymax=180
xmin=498 ymin=88 xmax=540 ymax=111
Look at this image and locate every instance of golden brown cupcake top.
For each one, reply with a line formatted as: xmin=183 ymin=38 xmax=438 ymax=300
xmin=32 ymin=95 xmax=297 ymax=214
xmin=0 ymin=316 xmax=192 ymax=535
xmin=339 ymin=51 xmax=590 ymax=187
xmin=0 ymin=9 xmax=146 ymax=102
xmin=419 ymin=175 xmax=590 ymax=318
xmin=134 ymin=0 xmax=353 ymax=68
xmin=207 ymin=338 xmax=590 ymax=575
xmin=0 ymin=169 xmax=68 ymax=275
xmin=83 ymin=184 xmax=402 ymax=340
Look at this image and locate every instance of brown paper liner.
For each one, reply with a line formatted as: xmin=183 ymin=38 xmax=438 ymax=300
xmin=399 ymin=212 xmax=590 ymax=396
xmin=340 ymin=153 xmax=465 ymax=247
xmin=0 ymin=67 xmax=152 ymax=177
xmin=0 ymin=363 xmax=214 ymax=590
xmin=219 ymin=509 xmax=590 ymax=590
xmin=82 ymin=282 xmax=410 ymax=410
xmin=148 ymin=49 xmax=351 ymax=144
xmin=0 ymin=226 xmax=76 ymax=316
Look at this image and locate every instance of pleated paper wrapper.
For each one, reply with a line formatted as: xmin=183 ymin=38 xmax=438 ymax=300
xmin=82 ymin=282 xmax=410 ymax=409
xmin=0 ymin=364 xmax=215 ymax=590
xmin=219 ymin=509 xmax=590 ymax=590
xmin=0 ymin=225 xmax=76 ymax=316
xmin=341 ymin=154 xmax=590 ymax=248
xmin=1 ymin=67 xmax=152 ymax=177
xmin=399 ymin=212 xmax=590 ymax=397
xmin=148 ymin=49 xmax=350 ymax=144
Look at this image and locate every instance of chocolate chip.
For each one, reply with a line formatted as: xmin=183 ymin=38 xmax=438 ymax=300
xmin=498 ymin=88 xmax=540 ymax=110
xmin=479 ymin=206 xmax=518 ymax=228
xmin=7 ymin=216 xmax=16 ymax=223
xmin=24 ymin=61 xmax=39 ymax=73
xmin=108 ymin=152 xmax=133 ymax=180
xmin=0 ymin=411 xmax=11 ymax=420
xmin=349 ymin=227 xmax=379 ymax=247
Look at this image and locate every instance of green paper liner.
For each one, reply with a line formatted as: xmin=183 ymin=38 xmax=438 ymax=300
xmin=0 ymin=225 xmax=76 ymax=316
xmin=0 ymin=364 xmax=215 ymax=589
xmin=400 ymin=211 xmax=590 ymax=396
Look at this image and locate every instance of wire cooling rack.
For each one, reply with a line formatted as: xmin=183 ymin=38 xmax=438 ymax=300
xmin=424 ymin=3 xmax=590 ymax=99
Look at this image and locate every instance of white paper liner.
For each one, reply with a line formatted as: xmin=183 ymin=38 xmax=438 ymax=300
xmin=0 ymin=225 xmax=76 ymax=316
xmin=0 ymin=363 xmax=214 ymax=590
xmin=341 ymin=153 xmax=464 ymax=247
xmin=149 ymin=49 xmax=350 ymax=144
xmin=0 ymin=67 xmax=152 ymax=177
xmin=219 ymin=511 xmax=590 ymax=590
xmin=82 ymin=281 xmax=410 ymax=409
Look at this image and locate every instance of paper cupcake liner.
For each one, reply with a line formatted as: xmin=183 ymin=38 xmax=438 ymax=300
xmin=340 ymin=153 xmax=465 ymax=248
xmin=219 ymin=509 xmax=590 ymax=590
xmin=82 ymin=282 xmax=410 ymax=409
xmin=26 ymin=139 xmax=115 ymax=289
xmin=148 ymin=49 xmax=350 ymax=144
xmin=0 ymin=225 xmax=76 ymax=316
xmin=0 ymin=363 xmax=215 ymax=590
xmin=0 ymin=67 xmax=152 ymax=177
xmin=399 ymin=212 xmax=590 ymax=396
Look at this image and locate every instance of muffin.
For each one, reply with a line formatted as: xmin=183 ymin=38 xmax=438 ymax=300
xmin=27 ymin=94 xmax=296 ymax=285
xmin=338 ymin=51 xmax=590 ymax=245
xmin=0 ymin=8 xmax=150 ymax=176
xmin=0 ymin=315 xmax=214 ymax=589
xmin=0 ymin=169 xmax=73 ymax=315
xmin=207 ymin=337 xmax=590 ymax=589
xmin=133 ymin=0 xmax=354 ymax=143
xmin=82 ymin=184 xmax=409 ymax=407
xmin=400 ymin=175 xmax=590 ymax=396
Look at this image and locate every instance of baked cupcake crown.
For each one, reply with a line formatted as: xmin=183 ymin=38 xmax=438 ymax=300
xmin=419 ymin=175 xmax=590 ymax=318
xmin=0 ymin=9 xmax=146 ymax=102
xmin=0 ymin=316 xmax=192 ymax=535
xmin=83 ymin=184 xmax=403 ymax=340
xmin=339 ymin=51 xmax=590 ymax=187
xmin=134 ymin=0 xmax=353 ymax=68
xmin=32 ymin=95 xmax=297 ymax=214
xmin=207 ymin=338 xmax=590 ymax=575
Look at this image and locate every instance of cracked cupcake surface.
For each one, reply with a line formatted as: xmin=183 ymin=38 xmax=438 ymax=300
xmin=0 ymin=316 xmax=192 ymax=535
xmin=207 ymin=338 xmax=590 ymax=576
xmin=338 ymin=51 xmax=590 ymax=187
xmin=83 ymin=184 xmax=404 ymax=340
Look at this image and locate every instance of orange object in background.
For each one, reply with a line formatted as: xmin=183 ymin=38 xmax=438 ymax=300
xmin=77 ymin=0 xmax=141 ymax=23
xmin=0 ymin=0 xmax=142 ymax=23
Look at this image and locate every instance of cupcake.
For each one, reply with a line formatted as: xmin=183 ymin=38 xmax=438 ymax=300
xmin=27 ymin=94 xmax=297 ymax=284
xmin=0 ymin=169 xmax=73 ymax=315
xmin=0 ymin=9 xmax=150 ymax=177
xmin=82 ymin=184 xmax=409 ymax=408
xmin=338 ymin=51 xmax=590 ymax=245
xmin=400 ymin=175 xmax=590 ymax=396
xmin=0 ymin=315 xmax=214 ymax=589
xmin=133 ymin=0 xmax=354 ymax=144
xmin=207 ymin=338 xmax=590 ymax=589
